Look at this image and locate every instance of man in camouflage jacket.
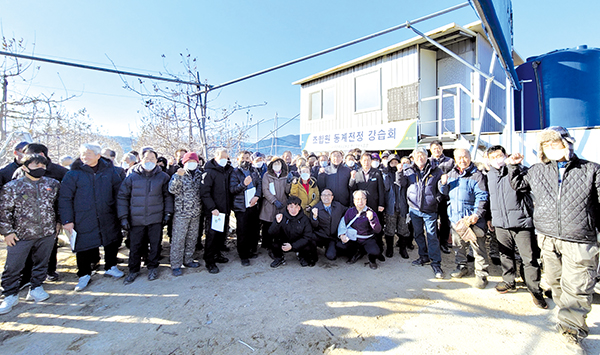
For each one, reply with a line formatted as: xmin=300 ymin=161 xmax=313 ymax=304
xmin=0 ymin=154 xmax=60 ymax=314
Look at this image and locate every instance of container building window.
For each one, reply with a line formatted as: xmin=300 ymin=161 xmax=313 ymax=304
xmin=310 ymin=88 xmax=335 ymax=120
xmin=355 ymin=70 xmax=381 ymax=112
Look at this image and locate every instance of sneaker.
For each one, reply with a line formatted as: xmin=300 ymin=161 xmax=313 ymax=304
xmin=411 ymin=256 xmax=431 ymax=266
xmin=450 ymin=266 xmax=468 ymax=278
xmin=104 ymin=266 xmax=124 ymax=279
xmin=495 ymin=281 xmax=517 ymax=293
xmin=46 ymin=271 xmax=60 ymax=282
xmin=123 ymin=272 xmax=139 ymax=285
xmin=558 ymin=325 xmax=586 ymax=355
xmin=241 ymin=259 xmax=250 ymax=267
xmin=0 ymin=294 xmax=19 ymax=315
xmin=26 ymin=286 xmax=50 ymax=302
xmin=184 ymin=261 xmax=200 ymax=268
xmin=147 ymin=268 xmax=159 ymax=281
xmin=440 ymin=244 xmax=451 ymax=254
xmin=369 ymin=261 xmax=378 ymax=270
xmin=172 ymin=268 xmax=183 ymax=277
xmin=270 ymin=258 xmax=285 ymax=268
xmin=531 ymin=292 xmax=548 ymax=309
xmin=74 ymin=275 xmax=91 ymax=292
xmin=432 ymin=265 xmax=444 ymax=279
xmin=474 ymin=276 xmax=489 ymax=289
xmin=206 ymin=263 xmax=220 ymax=274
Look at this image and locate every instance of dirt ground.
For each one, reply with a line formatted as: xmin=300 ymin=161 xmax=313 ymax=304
xmin=1 ymin=233 xmax=600 ymax=355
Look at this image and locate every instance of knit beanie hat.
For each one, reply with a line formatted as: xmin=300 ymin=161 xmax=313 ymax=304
xmin=182 ymin=152 xmax=199 ymax=164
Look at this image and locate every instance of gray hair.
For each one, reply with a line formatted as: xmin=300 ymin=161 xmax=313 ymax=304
xmin=411 ymin=147 xmax=428 ymax=157
xmin=213 ymin=147 xmax=228 ymax=159
xmin=123 ymin=153 xmax=136 ymax=163
xmin=59 ymin=155 xmax=74 ymax=167
xmin=79 ymin=143 xmax=102 ymax=155
xmin=352 ymin=190 xmax=368 ymax=200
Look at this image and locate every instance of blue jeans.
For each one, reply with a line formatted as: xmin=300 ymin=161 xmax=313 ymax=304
xmin=409 ymin=208 xmax=441 ymax=265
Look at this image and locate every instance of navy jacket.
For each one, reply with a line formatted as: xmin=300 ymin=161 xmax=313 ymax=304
xmin=230 ymin=166 xmax=262 ymax=213
xmin=317 ymin=163 xmax=352 ymax=206
xmin=401 ymin=161 xmax=444 ymax=214
xmin=117 ymin=164 xmax=174 ymax=226
xmin=441 ymin=163 xmax=489 ymax=231
xmin=310 ymin=200 xmax=347 ymax=240
xmin=58 ymin=158 xmax=123 ymax=252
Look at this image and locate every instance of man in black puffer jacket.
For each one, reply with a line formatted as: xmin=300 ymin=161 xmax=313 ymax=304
xmin=230 ymin=151 xmax=262 ymax=266
xmin=118 ymin=150 xmax=173 ymax=284
xmin=486 ymin=145 xmax=545 ymax=309
xmin=317 ymin=150 xmax=352 ymax=207
xmin=507 ymin=126 xmax=600 ymax=349
xmin=60 ymin=144 xmax=123 ymax=292
xmin=269 ymin=196 xmax=317 ymax=268
xmin=201 ymin=148 xmax=233 ymax=274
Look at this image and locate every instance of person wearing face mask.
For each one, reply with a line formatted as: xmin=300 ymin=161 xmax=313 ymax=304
xmin=382 ymin=154 xmax=410 ymax=259
xmin=348 ymin=153 xmax=386 ymax=263
xmin=259 ymin=157 xmax=289 ymax=255
xmin=288 ymin=166 xmax=320 ymax=216
xmin=317 ymin=151 xmax=352 ymax=207
xmin=344 ymin=154 xmax=359 ymax=172
xmin=168 ymin=152 xmax=203 ymax=276
xmin=506 ymin=127 xmax=600 ymax=350
xmin=118 ymin=149 xmax=174 ymax=284
xmin=200 ymin=148 xmax=234 ymax=274
xmin=484 ymin=145 xmax=545 ymax=308
xmin=230 ymin=151 xmax=262 ymax=266
xmin=60 ymin=144 xmax=125 ymax=291
xmin=0 ymin=154 xmax=60 ymax=315
xmin=311 ymin=154 xmax=330 ymax=179
xmin=252 ymin=152 xmax=268 ymax=178
xmin=0 ymin=141 xmax=29 ymax=187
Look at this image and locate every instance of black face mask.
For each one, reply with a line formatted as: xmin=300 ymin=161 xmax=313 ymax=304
xmin=27 ymin=167 xmax=46 ymax=179
xmin=240 ymin=161 xmax=251 ymax=170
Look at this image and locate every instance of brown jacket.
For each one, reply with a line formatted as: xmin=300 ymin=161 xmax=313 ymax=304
xmin=259 ymin=158 xmax=289 ymax=222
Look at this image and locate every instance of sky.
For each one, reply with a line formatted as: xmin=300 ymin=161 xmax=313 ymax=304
xmin=1 ymin=0 xmax=599 ymax=144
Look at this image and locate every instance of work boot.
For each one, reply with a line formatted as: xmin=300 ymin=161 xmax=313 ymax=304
xmin=399 ymin=246 xmax=409 ymax=259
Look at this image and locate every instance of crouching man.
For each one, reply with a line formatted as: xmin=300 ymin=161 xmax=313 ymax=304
xmin=0 ymin=154 xmax=60 ymax=314
xmin=269 ymin=196 xmax=317 ymax=268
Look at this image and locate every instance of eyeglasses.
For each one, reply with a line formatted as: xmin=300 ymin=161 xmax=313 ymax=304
xmin=321 ymin=194 xmax=333 ymax=197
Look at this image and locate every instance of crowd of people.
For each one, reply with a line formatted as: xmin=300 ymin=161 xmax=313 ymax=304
xmin=0 ymin=126 xmax=599 ymax=352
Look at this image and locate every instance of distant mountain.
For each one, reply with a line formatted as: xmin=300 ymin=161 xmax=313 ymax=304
xmin=241 ymin=134 xmax=301 ymax=156
xmin=110 ymin=136 xmax=134 ymax=153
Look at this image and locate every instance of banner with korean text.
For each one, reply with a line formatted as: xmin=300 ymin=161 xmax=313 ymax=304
xmin=301 ymin=119 xmax=417 ymax=152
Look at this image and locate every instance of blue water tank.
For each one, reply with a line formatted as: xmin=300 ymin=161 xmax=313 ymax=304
xmin=514 ymin=45 xmax=600 ymax=130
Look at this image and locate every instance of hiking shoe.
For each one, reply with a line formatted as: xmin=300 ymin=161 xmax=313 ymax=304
xmin=123 ymin=272 xmax=139 ymax=285
xmin=474 ymin=276 xmax=489 ymax=289
xmin=214 ymin=255 xmax=229 ymax=263
xmin=241 ymin=259 xmax=250 ymax=267
xmin=147 ymin=268 xmax=159 ymax=281
xmin=46 ymin=271 xmax=60 ymax=282
xmin=450 ymin=266 xmax=468 ymax=278
xmin=26 ymin=286 xmax=50 ymax=302
xmin=0 ymin=294 xmax=19 ymax=315
xmin=270 ymin=258 xmax=285 ymax=268
xmin=74 ymin=275 xmax=91 ymax=291
xmin=495 ymin=281 xmax=517 ymax=294
xmin=104 ymin=266 xmax=124 ymax=279
xmin=184 ymin=261 xmax=200 ymax=268
xmin=206 ymin=263 xmax=220 ymax=274
xmin=532 ymin=292 xmax=548 ymax=309
xmin=432 ymin=265 xmax=444 ymax=279
xmin=172 ymin=268 xmax=183 ymax=277
xmin=411 ymin=256 xmax=431 ymax=266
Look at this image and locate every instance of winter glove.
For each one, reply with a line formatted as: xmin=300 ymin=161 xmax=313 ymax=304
xmin=274 ymin=200 xmax=284 ymax=209
xmin=120 ymin=219 xmax=130 ymax=231
xmin=162 ymin=213 xmax=172 ymax=226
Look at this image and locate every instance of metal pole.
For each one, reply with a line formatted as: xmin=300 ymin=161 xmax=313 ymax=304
xmin=472 ymin=56 xmax=496 ymax=161
xmin=407 ymin=24 xmax=506 ymax=90
xmin=209 ymin=2 xmax=470 ymax=91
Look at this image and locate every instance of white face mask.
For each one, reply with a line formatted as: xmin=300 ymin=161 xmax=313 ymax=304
xmin=320 ymin=161 xmax=328 ymax=168
xmin=544 ymin=148 xmax=567 ymax=161
xmin=273 ymin=163 xmax=282 ymax=172
xmin=490 ymin=157 xmax=506 ymax=169
xmin=184 ymin=162 xmax=198 ymax=171
xmin=346 ymin=161 xmax=355 ymax=167
xmin=371 ymin=161 xmax=380 ymax=169
xmin=217 ymin=158 xmax=228 ymax=167
xmin=143 ymin=162 xmax=156 ymax=171
xmin=253 ymin=161 xmax=264 ymax=169
xmin=382 ymin=159 xmax=388 ymax=167
xmin=301 ymin=172 xmax=310 ymax=181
